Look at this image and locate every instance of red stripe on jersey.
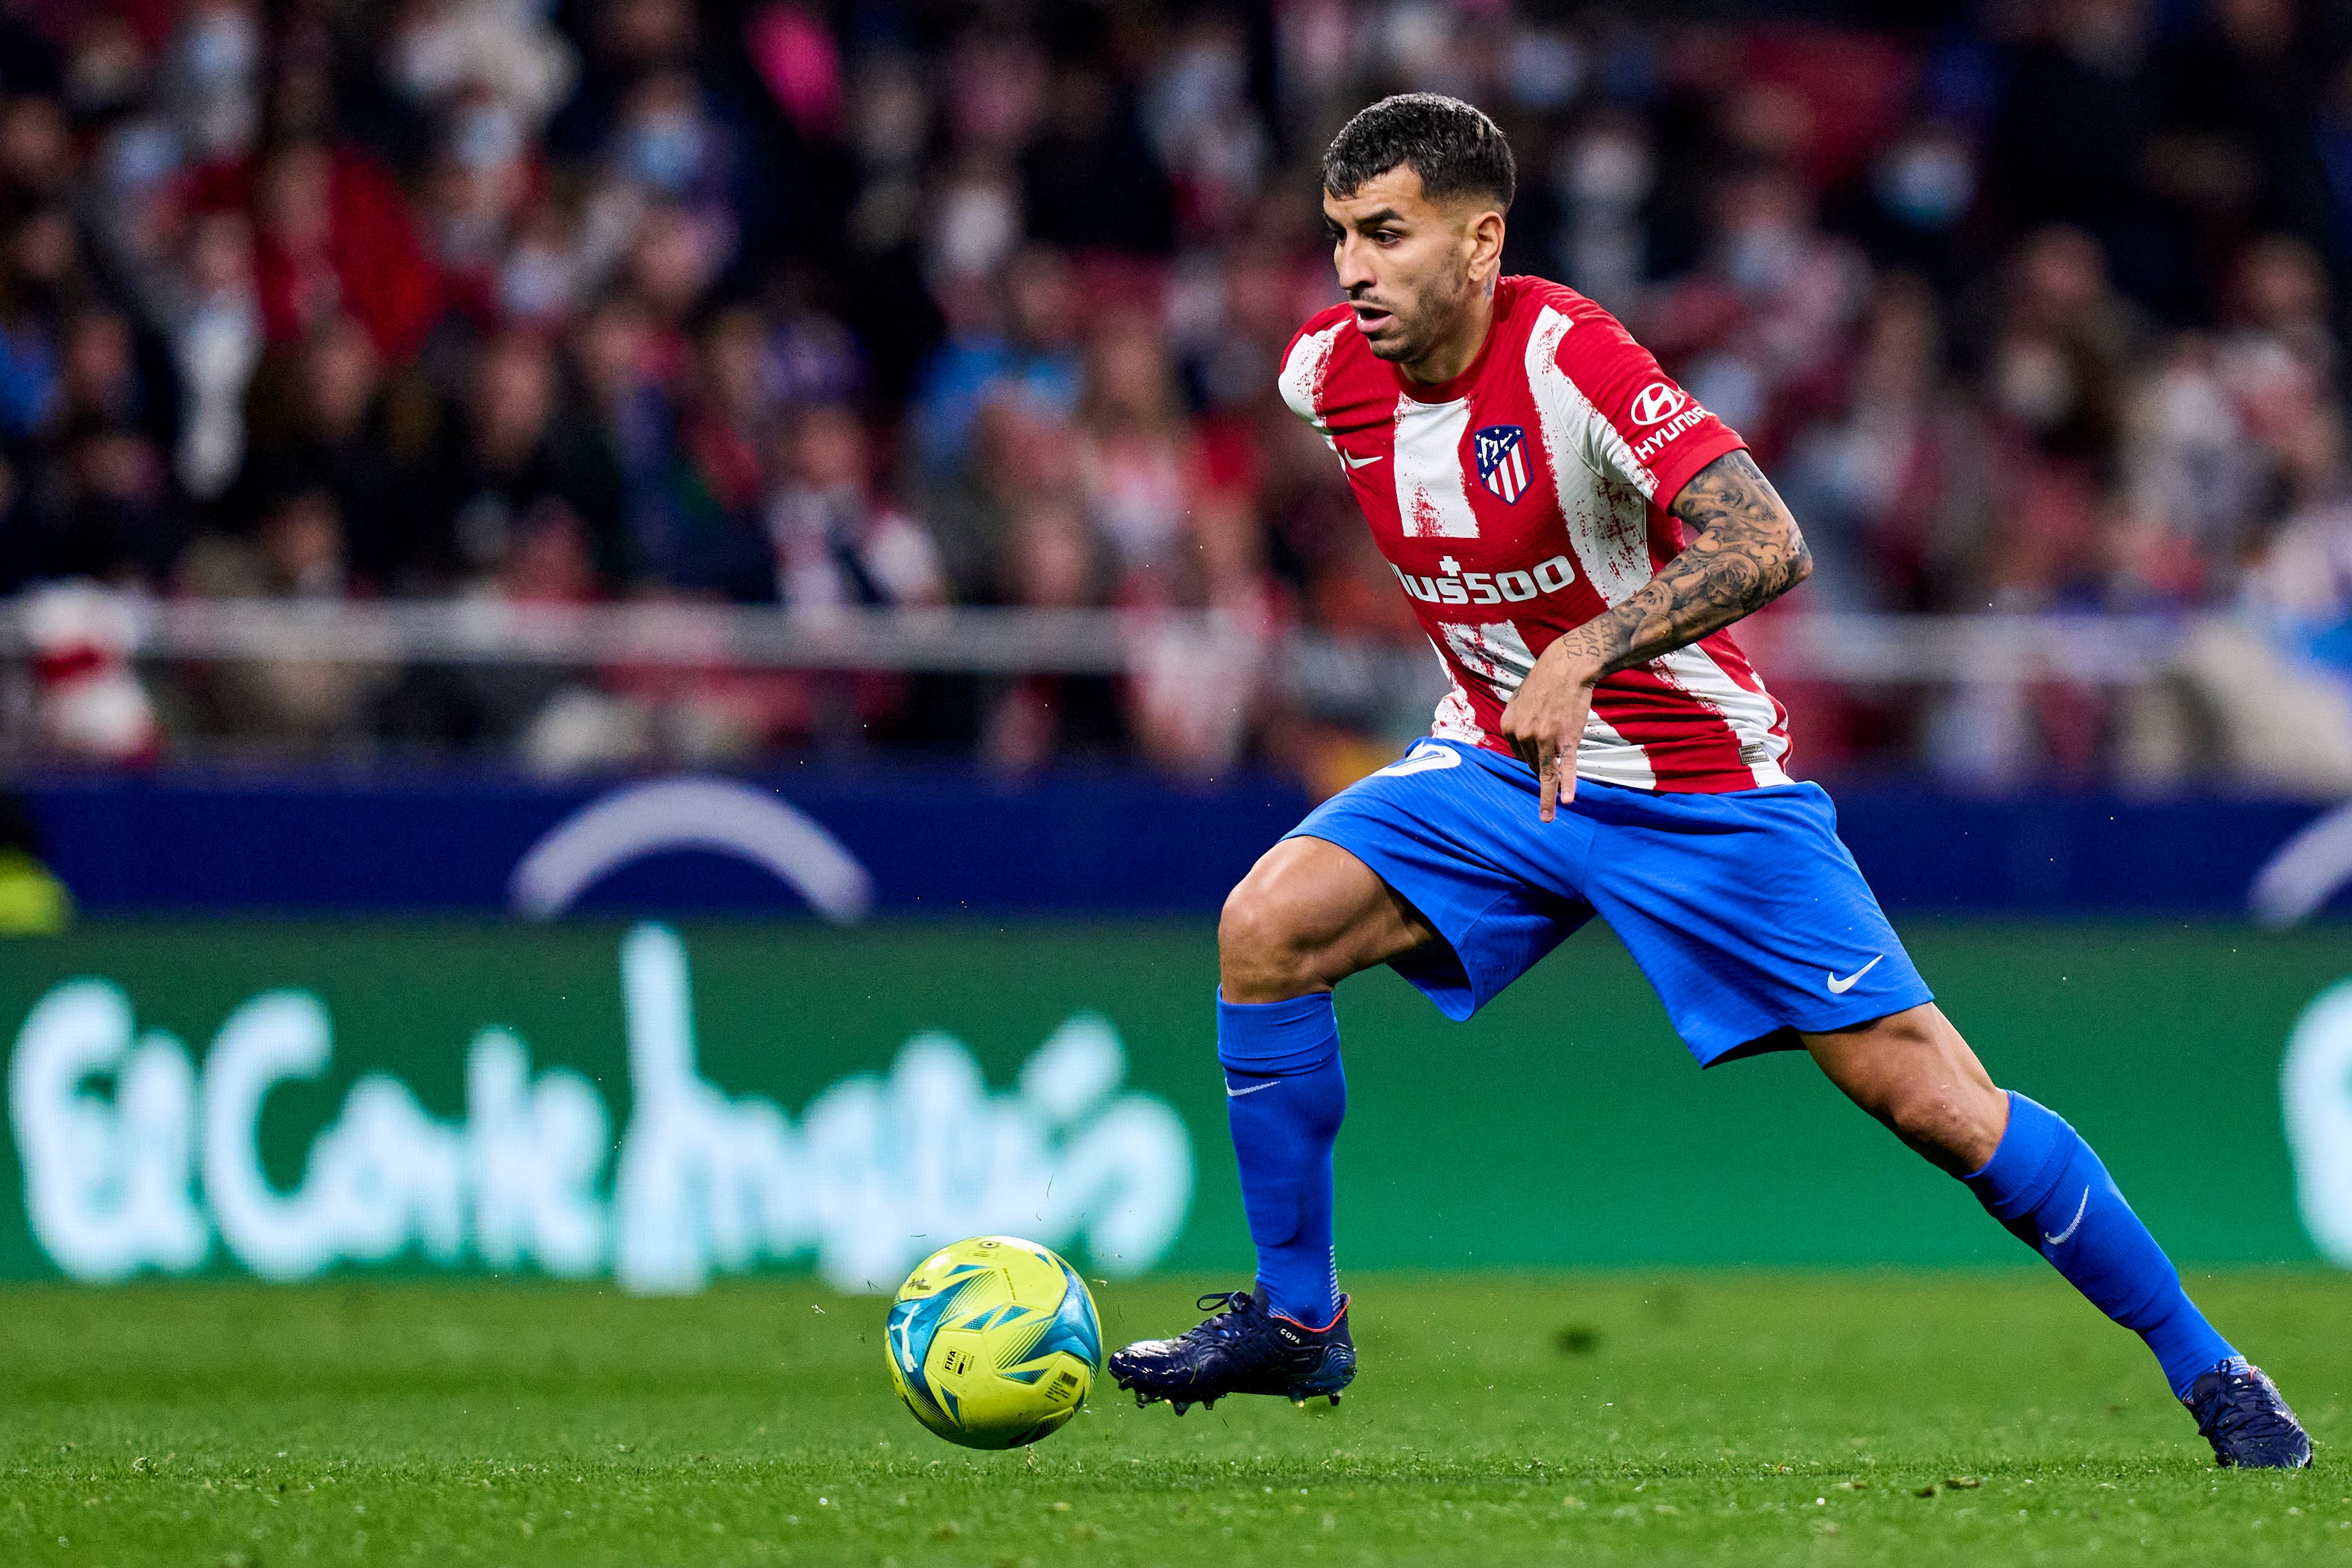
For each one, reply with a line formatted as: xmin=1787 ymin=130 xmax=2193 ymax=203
xmin=1591 ymin=666 xmax=1762 ymax=791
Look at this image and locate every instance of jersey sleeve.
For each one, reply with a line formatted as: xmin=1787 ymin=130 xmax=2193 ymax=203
xmin=1550 ymin=302 xmax=1745 ymax=509
xmin=1276 ymin=308 xmax=1355 ymax=444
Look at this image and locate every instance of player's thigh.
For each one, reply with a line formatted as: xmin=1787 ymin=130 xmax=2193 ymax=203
xmin=1219 ymin=836 xmax=1437 ymax=1000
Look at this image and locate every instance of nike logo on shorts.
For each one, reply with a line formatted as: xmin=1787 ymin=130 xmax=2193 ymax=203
xmin=1825 ymin=955 xmax=1884 ymax=994
xmin=1338 ymin=449 xmax=1385 ymax=469
xmin=1373 ymin=741 xmax=1462 ymax=778
xmin=1225 ymin=1080 xmax=1279 ymax=1098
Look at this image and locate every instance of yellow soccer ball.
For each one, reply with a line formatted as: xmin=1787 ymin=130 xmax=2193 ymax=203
xmin=885 ymin=1235 xmax=1101 ymax=1450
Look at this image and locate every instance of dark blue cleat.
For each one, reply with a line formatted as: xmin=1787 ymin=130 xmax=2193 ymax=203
xmin=1109 ymin=1290 xmax=1356 ymax=1414
xmin=2183 ymin=1359 xmax=2312 ymax=1469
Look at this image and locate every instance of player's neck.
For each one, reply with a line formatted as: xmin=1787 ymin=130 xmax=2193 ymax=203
xmin=1399 ymin=277 xmax=1497 ymax=389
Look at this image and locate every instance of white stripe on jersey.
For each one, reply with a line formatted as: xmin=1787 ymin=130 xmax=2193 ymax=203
xmin=1654 ymin=643 xmax=1792 ymax=787
xmin=1431 ymin=685 xmax=1484 ymax=746
xmin=1278 ymin=322 xmax=1347 ymax=445
xmin=1522 ymin=306 xmax=1655 ymax=606
xmin=1392 ymin=394 xmax=1481 ymax=538
xmin=1576 ymin=710 xmax=1659 ymax=790
xmin=1425 ymin=638 xmax=1485 ymax=744
xmin=1436 ymin=619 xmax=1536 ymax=695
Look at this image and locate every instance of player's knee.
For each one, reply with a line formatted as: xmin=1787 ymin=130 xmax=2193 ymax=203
xmin=1817 ymin=1005 xmax=2006 ymax=1171
xmin=1882 ymin=1083 xmax=1964 ymax=1153
xmin=1217 ymin=880 xmax=1321 ymax=1001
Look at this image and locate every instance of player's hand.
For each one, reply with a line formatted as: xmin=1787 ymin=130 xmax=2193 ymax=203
xmin=1499 ymin=643 xmax=1603 ymax=822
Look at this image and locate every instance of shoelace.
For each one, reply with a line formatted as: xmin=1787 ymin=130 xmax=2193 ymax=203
xmin=1185 ymin=1291 xmax=1256 ymax=1342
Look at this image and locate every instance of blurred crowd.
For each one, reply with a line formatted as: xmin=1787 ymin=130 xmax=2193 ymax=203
xmin=11 ymin=0 xmax=2352 ymax=787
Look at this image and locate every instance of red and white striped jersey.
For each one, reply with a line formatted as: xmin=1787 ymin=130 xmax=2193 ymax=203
xmin=1279 ymin=274 xmax=1792 ymax=792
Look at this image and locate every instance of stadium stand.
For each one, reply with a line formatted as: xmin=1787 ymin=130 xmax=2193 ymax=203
xmin=2 ymin=0 xmax=2352 ymax=795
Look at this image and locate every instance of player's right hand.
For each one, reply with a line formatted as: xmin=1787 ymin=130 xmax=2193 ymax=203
xmin=1498 ymin=643 xmax=1602 ymax=822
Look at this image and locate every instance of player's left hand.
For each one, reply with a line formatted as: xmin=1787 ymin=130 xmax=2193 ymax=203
xmin=1499 ymin=643 xmax=1603 ymax=822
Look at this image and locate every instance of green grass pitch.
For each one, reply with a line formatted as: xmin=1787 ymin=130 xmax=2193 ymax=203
xmin=4 ymin=1270 xmax=2346 ymax=1566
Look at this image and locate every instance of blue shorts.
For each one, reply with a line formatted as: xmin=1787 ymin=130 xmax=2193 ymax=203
xmin=1285 ymin=739 xmax=1933 ymax=1066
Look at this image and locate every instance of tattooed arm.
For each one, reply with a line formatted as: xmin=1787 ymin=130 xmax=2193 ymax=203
xmin=1553 ymin=450 xmax=1813 ymax=670
xmin=1497 ymin=449 xmax=1812 ymax=820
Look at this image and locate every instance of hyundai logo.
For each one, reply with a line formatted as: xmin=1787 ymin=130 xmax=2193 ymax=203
xmin=1630 ymin=381 xmax=1686 ymax=425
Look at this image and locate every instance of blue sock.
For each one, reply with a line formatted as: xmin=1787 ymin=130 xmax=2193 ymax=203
xmin=1963 ymin=1092 xmax=2236 ymax=1398
xmin=1217 ymin=988 xmax=1345 ymax=1325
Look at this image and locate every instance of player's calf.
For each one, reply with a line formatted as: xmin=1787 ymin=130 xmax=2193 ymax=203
xmin=1810 ymin=1007 xmax=2310 ymax=1467
xmin=1965 ymin=1090 xmax=2310 ymax=1465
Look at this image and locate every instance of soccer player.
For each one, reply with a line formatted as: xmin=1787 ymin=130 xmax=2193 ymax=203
xmin=1108 ymin=94 xmax=2310 ymax=1469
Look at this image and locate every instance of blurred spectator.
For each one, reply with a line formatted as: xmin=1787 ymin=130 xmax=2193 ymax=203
xmin=921 ymin=389 xmax=1089 ymax=611
xmin=162 ymin=0 xmax=262 ymax=164
xmin=429 ymin=328 xmax=620 ymax=589
xmin=1079 ymin=314 xmax=1197 ymax=586
xmin=567 ymin=289 xmax=670 ymax=582
xmin=244 ymin=139 xmax=440 ymax=362
xmin=382 ymin=0 xmax=576 ymax=131
xmin=910 ymin=244 xmax=1081 ymax=480
xmin=1776 ymin=272 xmax=1984 ymax=611
xmin=982 ymin=482 xmax=1120 ymax=773
xmin=768 ymin=402 xmax=942 ymax=614
xmin=1020 ymin=42 xmax=1176 ymax=256
xmin=1553 ymin=113 xmax=1659 ymax=315
xmin=167 ymin=211 xmax=262 ymax=502
xmin=241 ymin=314 xmax=429 ymax=590
xmin=1645 ymin=165 xmax=1868 ymax=444
xmin=1146 ymin=14 xmax=1269 ymax=243
xmin=22 ymin=582 xmax=158 ymax=762
xmin=648 ymin=304 xmax=778 ymax=599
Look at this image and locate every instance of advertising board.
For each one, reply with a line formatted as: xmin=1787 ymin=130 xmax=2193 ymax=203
xmin=5 ymin=919 xmax=2349 ymax=1287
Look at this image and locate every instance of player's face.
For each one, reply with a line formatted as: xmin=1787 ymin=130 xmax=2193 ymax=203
xmin=1323 ymin=166 xmax=1490 ymax=370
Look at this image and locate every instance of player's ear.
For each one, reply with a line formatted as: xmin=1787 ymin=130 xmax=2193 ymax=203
xmin=1464 ymin=205 xmax=1506 ymax=280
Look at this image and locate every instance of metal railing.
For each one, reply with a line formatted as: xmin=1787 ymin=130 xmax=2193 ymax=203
xmin=0 ymin=596 xmax=2209 ymax=684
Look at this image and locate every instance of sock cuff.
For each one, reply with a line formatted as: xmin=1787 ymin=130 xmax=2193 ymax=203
xmin=1962 ymin=1091 xmax=2079 ymax=1220
xmin=1217 ymin=987 xmax=1340 ymax=1075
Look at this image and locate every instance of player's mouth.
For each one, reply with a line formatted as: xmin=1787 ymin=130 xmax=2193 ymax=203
xmin=1350 ymin=301 xmax=1396 ymax=333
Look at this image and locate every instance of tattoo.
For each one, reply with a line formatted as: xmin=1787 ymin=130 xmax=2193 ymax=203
xmin=1550 ymin=450 xmax=1811 ymax=675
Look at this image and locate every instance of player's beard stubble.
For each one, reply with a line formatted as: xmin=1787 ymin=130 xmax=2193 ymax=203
xmin=1354 ymin=260 xmax=1477 ymax=370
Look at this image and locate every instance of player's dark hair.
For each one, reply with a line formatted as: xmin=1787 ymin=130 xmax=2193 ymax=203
xmin=1322 ymin=93 xmax=1515 ymax=212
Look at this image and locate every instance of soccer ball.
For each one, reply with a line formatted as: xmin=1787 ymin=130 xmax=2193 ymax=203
xmin=885 ymin=1235 xmax=1101 ymax=1450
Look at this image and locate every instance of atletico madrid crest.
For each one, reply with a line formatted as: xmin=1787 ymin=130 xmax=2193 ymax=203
xmin=1474 ymin=424 xmax=1528 ymax=503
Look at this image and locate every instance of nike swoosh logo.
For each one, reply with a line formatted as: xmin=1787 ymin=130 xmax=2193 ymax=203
xmin=2044 ymin=1185 xmax=2090 ymax=1247
xmin=1338 ymin=449 xmax=1384 ymax=469
xmin=1225 ymin=1080 xmax=1279 ymax=1098
xmin=1825 ymin=954 xmax=1885 ymax=994
xmin=1372 ymin=741 xmax=1463 ymax=778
